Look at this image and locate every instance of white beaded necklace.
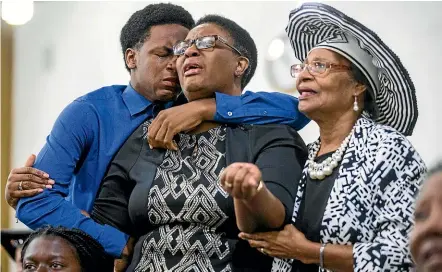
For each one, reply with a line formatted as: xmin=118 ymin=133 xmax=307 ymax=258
xmin=307 ymin=126 xmax=355 ymax=180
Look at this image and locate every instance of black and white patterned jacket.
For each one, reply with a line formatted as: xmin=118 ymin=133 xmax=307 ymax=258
xmin=272 ymin=117 xmax=426 ymax=272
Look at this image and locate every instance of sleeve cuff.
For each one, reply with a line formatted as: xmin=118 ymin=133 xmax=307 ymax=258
xmin=214 ymin=92 xmax=244 ymax=122
xmin=100 ymin=224 xmax=130 ymax=257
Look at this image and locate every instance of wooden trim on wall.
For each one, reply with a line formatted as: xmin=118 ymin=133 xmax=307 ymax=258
xmin=1 ymin=19 xmax=13 ymax=272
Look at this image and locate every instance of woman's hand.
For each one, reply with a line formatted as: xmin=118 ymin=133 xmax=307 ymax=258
xmin=219 ymin=162 xmax=263 ymax=200
xmin=239 ymin=224 xmax=319 ymax=264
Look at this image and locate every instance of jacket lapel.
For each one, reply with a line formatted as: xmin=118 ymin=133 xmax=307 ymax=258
xmin=319 ymin=117 xmax=374 ymax=244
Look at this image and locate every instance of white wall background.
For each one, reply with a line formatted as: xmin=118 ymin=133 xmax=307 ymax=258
xmin=6 ymin=1 xmax=442 ymax=269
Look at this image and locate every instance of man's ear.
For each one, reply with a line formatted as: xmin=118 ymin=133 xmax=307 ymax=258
xmin=234 ymin=56 xmax=249 ymax=77
xmin=125 ymin=48 xmax=137 ymax=70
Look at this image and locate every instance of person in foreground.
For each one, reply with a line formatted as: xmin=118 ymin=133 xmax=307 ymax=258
xmin=20 ymin=226 xmax=113 ymax=272
xmin=5 ymin=3 xmax=309 ymax=260
xmin=234 ymin=2 xmax=426 ymax=272
xmin=410 ymin=162 xmax=442 ymax=272
xmin=91 ymin=14 xmax=308 ymax=272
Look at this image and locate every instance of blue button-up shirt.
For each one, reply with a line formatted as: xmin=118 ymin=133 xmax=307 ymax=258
xmin=17 ymin=84 xmax=309 ymax=257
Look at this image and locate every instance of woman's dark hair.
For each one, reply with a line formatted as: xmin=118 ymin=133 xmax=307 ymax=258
xmin=21 ymin=226 xmax=113 ymax=271
xmin=349 ymin=62 xmax=378 ymax=119
xmin=195 ymin=14 xmax=258 ymax=89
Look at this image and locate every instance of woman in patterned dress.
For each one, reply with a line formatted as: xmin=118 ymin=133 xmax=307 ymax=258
xmin=410 ymin=162 xmax=442 ymax=272
xmin=234 ymin=3 xmax=426 ymax=272
xmin=91 ymin=14 xmax=308 ymax=272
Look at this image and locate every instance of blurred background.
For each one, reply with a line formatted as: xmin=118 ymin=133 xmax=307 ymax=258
xmin=1 ymin=1 xmax=441 ymax=270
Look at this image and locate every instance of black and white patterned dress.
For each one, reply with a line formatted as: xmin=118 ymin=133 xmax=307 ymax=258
xmin=91 ymin=121 xmax=307 ymax=272
xmin=272 ymin=117 xmax=427 ymax=272
xmin=131 ymin=126 xmax=235 ymax=272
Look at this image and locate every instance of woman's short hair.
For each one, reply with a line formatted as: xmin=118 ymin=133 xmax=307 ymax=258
xmin=195 ymin=14 xmax=258 ymax=89
xmin=21 ymin=226 xmax=113 ymax=271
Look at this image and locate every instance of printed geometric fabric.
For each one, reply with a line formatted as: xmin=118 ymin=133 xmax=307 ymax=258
xmin=272 ymin=117 xmax=426 ymax=272
xmin=135 ymin=125 xmax=234 ymax=272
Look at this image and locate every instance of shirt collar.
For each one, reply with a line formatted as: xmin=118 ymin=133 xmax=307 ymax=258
xmin=122 ymin=84 xmax=153 ymax=116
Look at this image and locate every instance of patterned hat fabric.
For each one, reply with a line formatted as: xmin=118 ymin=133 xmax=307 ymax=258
xmin=286 ymin=2 xmax=418 ymax=136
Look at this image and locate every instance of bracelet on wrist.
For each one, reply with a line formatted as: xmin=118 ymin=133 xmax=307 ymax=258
xmin=319 ymin=243 xmax=327 ymax=268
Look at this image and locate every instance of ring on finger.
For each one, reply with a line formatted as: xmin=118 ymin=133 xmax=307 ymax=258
xmin=18 ymin=181 xmax=24 ymax=191
xmin=225 ymin=182 xmax=233 ymax=188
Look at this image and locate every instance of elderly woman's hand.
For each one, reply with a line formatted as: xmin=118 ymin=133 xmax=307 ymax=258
xmin=239 ymin=224 xmax=319 ymax=264
xmin=219 ymin=162 xmax=263 ymax=200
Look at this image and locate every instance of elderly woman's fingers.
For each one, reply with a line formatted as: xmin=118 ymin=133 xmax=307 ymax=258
xmin=238 ymin=231 xmax=269 ymax=241
xmin=245 ymin=238 xmax=270 ymax=250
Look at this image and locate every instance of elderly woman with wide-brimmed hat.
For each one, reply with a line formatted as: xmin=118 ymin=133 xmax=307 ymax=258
xmin=222 ymin=2 xmax=427 ymax=271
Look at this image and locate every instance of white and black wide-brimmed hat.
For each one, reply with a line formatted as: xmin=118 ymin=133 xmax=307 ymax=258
xmin=286 ymin=2 xmax=418 ymax=136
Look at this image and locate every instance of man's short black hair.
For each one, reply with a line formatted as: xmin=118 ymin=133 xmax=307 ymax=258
xmin=196 ymin=15 xmax=258 ymax=89
xmin=120 ymin=3 xmax=195 ymax=71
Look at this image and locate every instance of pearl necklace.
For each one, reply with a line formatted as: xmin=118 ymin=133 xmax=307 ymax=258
xmin=307 ymin=127 xmax=355 ymax=180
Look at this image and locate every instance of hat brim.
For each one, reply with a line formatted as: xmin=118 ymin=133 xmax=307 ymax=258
xmin=1 ymin=229 xmax=32 ymax=260
xmin=286 ymin=2 xmax=418 ymax=136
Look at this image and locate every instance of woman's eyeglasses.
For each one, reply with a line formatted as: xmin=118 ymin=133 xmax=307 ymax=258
xmin=173 ymin=35 xmax=243 ymax=56
xmin=291 ymin=61 xmax=351 ymax=78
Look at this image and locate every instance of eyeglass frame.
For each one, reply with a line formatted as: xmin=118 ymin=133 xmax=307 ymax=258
xmin=173 ymin=35 xmax=244 ymax=57
xmin=290 ymin=61 xmax=352 ymax=78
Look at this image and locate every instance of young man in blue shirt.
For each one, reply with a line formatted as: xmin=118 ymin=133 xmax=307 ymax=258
xmin=5 ymin=3 xmax=308 ymax=259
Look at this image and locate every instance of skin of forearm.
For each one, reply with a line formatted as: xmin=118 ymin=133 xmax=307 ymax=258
xmin=194 ymin=98 xmax=216 ymax=120
xmin=234 ymin=184 xmax=285 ymax=233
xmin=234 ymin=198 xmax=258 ymax=232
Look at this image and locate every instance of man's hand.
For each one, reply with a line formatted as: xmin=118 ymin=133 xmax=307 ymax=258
xmin=114 ymin=237 xmax=136 ymax=272
xmin=147 ymin=98 xmax=216 ymax=150
xmin=5 ymin=154 xmax=54 ymax=209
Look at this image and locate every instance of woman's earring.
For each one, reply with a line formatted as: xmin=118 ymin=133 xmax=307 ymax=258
xmin=353 ymin=96 xmax=359 ymax=112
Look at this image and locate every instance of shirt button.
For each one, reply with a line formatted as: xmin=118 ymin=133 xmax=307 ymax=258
xmin=227 ymin=111 xmax=233 ymax=116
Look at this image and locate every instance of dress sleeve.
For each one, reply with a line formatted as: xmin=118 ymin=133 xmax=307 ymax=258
xmin=251 ymin=125 xmax=308 ymax=225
